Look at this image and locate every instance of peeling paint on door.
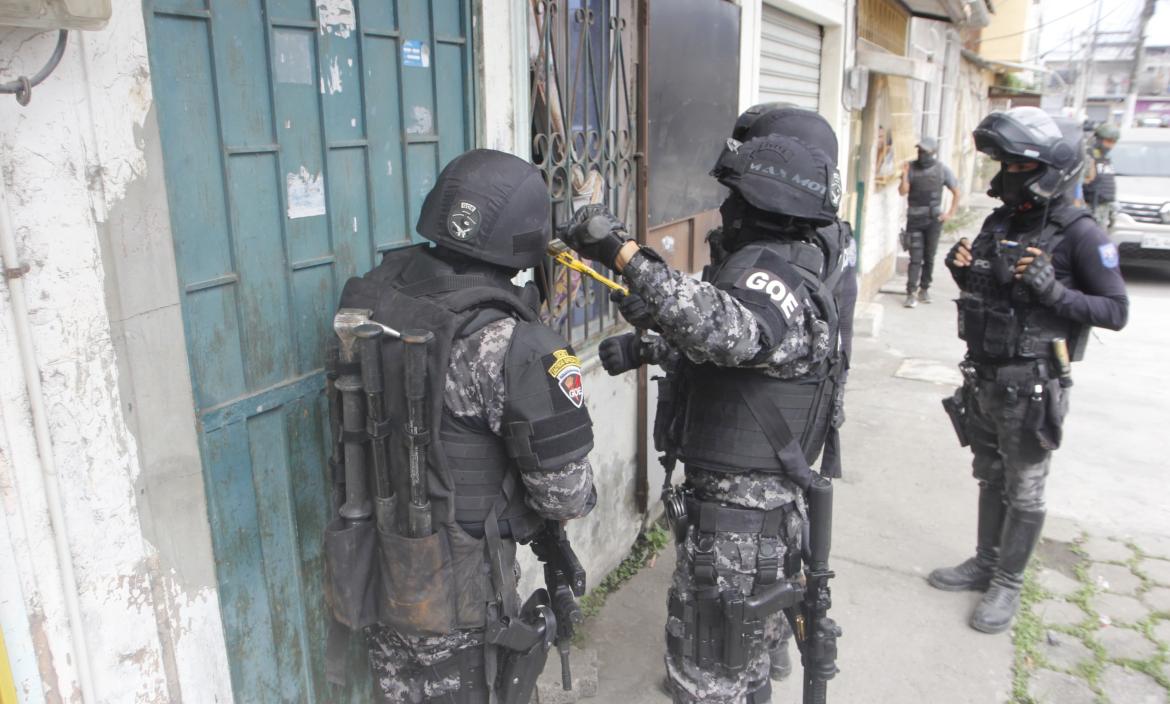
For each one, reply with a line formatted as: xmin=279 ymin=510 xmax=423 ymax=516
xmin=316 ymin=0 xmax=355 ymax=38
xmin=405 ymin=105 xmax=433 ymax=135
xmin=326 ymin=57 xmax=343 ymax=95
xmin=285 ymin=167 xmax=326 ymax=219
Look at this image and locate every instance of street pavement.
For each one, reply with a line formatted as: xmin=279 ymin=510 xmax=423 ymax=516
xmin=565 ymin=210 xmax=1170 ymax=704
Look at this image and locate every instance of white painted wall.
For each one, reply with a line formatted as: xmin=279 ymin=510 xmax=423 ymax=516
xmin=0 ymin=1 xmax=231 ymax=700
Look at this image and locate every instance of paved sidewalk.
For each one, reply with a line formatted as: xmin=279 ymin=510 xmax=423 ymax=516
xmin=573 ymin=209 xmax=1170 ymax=703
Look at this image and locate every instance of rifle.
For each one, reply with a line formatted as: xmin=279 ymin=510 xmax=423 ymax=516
xmin=794 ymin=475 xmax=841 ymax=704
xmin=529 ymin=520 xmax=586 ymax=691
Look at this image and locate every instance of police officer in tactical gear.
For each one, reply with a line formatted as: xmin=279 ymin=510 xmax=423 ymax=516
xmin=325 ymin=148 xmax=596 ymax=702
xmin=899 ymin=137 xmax=961 ymax=308
xmin=562 ymin=129 xmax=847 ymax=703
xmin=930 ymin=107 xmax=1128 ymax=634
xmin=621 ymin=103 xmax=856 ymax=687
xmin=1081 ymin=122 xmax=1119 ymax=228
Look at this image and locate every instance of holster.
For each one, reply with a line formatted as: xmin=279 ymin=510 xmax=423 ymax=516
xmin=941 ymin=388 xmax=970 ymax=448
xmin=487 ymin=589 xmax=557 ymax=704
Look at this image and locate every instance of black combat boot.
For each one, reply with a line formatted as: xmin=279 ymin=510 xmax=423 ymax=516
xmin=928 ymin=486 xmax=1005 ymax=591
xmin=970 ymin=508 xmax=1045 ymax=634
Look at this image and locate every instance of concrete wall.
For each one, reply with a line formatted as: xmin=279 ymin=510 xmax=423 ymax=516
xmin=0 ymin=1 xmax=232 ymax=700
xmin=978 ymin=0 xmax=1035 ymax=64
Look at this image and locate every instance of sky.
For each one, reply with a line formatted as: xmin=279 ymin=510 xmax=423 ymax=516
xmin=1030 ymin=0 xmax=1170 ymax=60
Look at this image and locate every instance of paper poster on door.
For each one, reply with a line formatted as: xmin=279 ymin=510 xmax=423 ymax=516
xmin=286 ymin=167 xmax=327 ymax=219
xmin=402 ymin=40 xmax=430 ymax=68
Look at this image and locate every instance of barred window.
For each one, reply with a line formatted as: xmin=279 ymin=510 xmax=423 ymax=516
xmin=530 ymin=0 xmax=637 ymax=346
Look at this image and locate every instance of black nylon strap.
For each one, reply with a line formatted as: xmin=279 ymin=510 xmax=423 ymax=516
xmin=736 ymin=382 xmax=816 ymax=490
xmin=686 ymin=498 xmax=792 ymax=536
xmin=335 ymin=361 xmax=362 ymax=377
xmin=366 ymin=418 xmax=392 ymax=439
xmin=341 ymin=429 xmax=367 ymax=444
xmin=399 ymin=274 xmax=503 ymax=298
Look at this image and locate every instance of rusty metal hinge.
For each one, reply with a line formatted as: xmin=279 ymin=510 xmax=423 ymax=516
xmin=3 ymin=263 xmax=30 ymax=280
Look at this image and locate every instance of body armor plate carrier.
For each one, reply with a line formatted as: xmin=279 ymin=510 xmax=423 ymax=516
xmin=323 ymin=245 xmax=593 ymax=695
xmin=1082 ymin=149 xmax=1116 ymax=207
xmin=958 ymin=204 xmax=1092 ymax=363
xmin=907 ymin=160 xmax=945 ymax=225
xmin=680 ymin=232 xmax=845 ymax=482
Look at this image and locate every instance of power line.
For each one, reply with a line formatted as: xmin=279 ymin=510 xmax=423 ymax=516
xmin=1035 ymin=2 xmax=1135 ymax=60
xmin=980 ymin=0 xmax=1104 ymax=43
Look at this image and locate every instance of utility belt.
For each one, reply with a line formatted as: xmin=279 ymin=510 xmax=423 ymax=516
xmin=665 ymin=495 xmax=803 ymax=675
xmin=942 ymin=356 xmax=1070 ymax=453
xmin=906 ymin=205 xmax=940 ymax=219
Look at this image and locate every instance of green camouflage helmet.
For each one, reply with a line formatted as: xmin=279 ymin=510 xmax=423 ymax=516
xmin=1094 ymin=123 xmax=1120 ymax=141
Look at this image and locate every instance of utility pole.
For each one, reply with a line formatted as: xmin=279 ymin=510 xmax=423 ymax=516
xmin=1122 ymin=0 xmax=1159 ymax=128
xmin=1074 ymin=0 xmax=1106 ymax=117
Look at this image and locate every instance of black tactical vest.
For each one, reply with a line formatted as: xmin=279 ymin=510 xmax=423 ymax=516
xmin=339 ymin=245 xmax=545 ymax=541
xmin=679 ymin=231 xmax=845 ymax=481
xmin=908 ymin=160 xmax=945 ymax=211
xmin=1082 ymin=149 xmax=1116 ymax=206
xmin=958 ymin=205 xmax=1091 ymax=363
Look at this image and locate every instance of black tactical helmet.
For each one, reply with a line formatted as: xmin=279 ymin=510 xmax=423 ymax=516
xmin=973 ymin=107 xmax=1084 ymax=203
xmin=711 ymin=134 xmax=842 ymax=226
xmin=732 ymin=102 xmax=839 ymax=168
xmin=416 ymin=149 xmax=551 ymax=269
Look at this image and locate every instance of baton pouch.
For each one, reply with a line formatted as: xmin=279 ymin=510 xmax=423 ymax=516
xmin=941 ymin=389 xmax=970 ymax=447
xmin=323 ymin=516 xmax=379 ymax=629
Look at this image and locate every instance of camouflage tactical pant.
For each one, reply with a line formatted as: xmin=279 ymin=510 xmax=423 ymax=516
xmin=665 ymin=510 xmax=803 ymax=704
xmin=366 ymin=626 xmax=486 ymax=703
xmin=966 ymin=367 xmax=1070 ymax=512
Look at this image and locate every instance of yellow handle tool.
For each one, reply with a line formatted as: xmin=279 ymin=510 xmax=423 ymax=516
xmin=548 ymin=241 xmax=628 ymax=295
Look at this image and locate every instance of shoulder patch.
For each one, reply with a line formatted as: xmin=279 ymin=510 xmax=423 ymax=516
xmin=1098 ymin=242 xmax=1120 ymax=269
xmin=735 ymin=268 xmax=802 ymax=322
xmin=546 ymin=349 xmax=584 ymax=408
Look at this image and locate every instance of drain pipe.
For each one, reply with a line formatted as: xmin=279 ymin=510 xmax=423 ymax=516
xmin=0 ymin=170 xmax=96 ymax=702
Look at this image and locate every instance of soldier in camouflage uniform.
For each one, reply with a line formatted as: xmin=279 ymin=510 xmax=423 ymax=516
xmin=562 ymin=129 xmax=847 ymax=703
xmin=334 ymin=149 xmax=595 ymax=703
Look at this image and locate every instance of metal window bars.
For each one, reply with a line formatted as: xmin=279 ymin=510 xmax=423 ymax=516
xmin=529 ymin=0 xmax=637 ymax=346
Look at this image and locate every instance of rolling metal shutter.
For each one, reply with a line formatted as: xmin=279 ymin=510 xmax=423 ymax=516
xmin=759 ymin=5 xmax=823 ymax=109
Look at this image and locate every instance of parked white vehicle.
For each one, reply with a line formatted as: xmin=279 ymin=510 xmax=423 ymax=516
xmin=1109 ymin=128 xmax=1170 ymax=260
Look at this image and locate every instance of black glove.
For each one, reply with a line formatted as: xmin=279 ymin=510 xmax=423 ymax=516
xmin=610 ymin=290 xmax=657 ymax=330
xmin=598 ymin=333 xmax=644 ymax=376
xmin=562 ymin=205 xmax=632 ymax=269
xmin=944 ymin=239 xmax=970 ymax=270
xmin=1019 ymin=251 xmax=1065 ymax=306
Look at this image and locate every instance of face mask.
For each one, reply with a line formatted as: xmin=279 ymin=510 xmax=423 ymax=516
xmin=917 ymin=149 xmax=936 ymax=166
xmin=998 ymin=168 xmax=1037 ymax=207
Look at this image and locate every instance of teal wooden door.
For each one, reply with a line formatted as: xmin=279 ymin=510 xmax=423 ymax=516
xmin=142 ymin=0 xmax=475 ymax=699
